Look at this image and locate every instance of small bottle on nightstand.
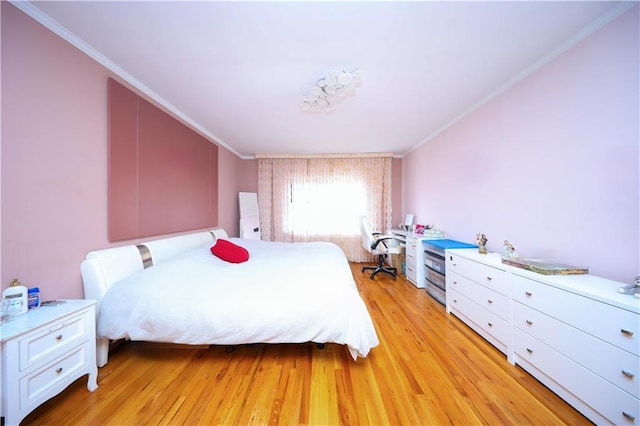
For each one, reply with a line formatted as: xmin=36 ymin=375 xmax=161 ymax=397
xmin=2 ymin=278 xmax=28 ymax=317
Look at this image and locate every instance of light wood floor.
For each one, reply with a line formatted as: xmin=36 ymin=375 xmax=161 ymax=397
xmin=22 ymin=263 xmax=592 ymax=425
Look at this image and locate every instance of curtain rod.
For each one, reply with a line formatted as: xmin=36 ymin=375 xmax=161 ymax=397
xmin=254 ymin=153 xmax=394 ymax=159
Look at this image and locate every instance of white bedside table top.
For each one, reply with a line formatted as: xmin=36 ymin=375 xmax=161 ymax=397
xmin=0 ymin=299 xmax=95 ymax=342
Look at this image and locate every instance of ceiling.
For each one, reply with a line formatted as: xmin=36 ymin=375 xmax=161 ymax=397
xmin=19 ymin=1 xmax=632 ymax=158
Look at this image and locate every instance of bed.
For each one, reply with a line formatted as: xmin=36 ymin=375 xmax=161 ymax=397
xmin=80 ymin=229 xmax=379 ymax=367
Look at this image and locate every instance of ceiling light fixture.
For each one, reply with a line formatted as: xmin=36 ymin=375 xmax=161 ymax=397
xmin=300 ymin=68 xmax=362 ymax=113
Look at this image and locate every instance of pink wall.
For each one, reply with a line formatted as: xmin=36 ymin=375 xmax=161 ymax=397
xmin=403 ymin=6 xmax=639 ymax=283
xmin=1 ymin=3 xmax=245 ymax=299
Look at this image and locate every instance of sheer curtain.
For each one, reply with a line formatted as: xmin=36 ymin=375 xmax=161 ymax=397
xmin=257 ymin=155 xmax=392 ymax=262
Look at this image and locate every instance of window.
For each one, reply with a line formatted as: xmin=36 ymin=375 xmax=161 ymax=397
xmin=258 ymin=156 xmax=392 ymax=262
xmin=287 ymin=179 xmax=366 ymax=237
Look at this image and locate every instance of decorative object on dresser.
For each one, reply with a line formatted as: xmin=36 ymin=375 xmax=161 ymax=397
xmin=0 ymin=300 xmax=98 ymax=426
xmin=475 ymin=233 xmax=488 ymax=254
xmin=501 ymin=240 xmax=518 ymax=259
xmin=445 ymin=248 xmax=639 ymax=425
xmin=501 ymin=257 xmax=588 ymax=275
xmin=617 ymin=275 xmax=640 ymax=299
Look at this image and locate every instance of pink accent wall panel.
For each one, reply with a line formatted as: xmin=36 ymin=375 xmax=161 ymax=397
xmin=108 ymin=78 xmax=139 ymax=240
xmin=108 ymin=78 xmax=219 ymax=241
xmin=2 ymin=3 xmax=237 ymax=298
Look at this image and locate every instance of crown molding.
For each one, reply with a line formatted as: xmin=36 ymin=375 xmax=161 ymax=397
xmin=9 ymin=0 xmax=247 ymax=159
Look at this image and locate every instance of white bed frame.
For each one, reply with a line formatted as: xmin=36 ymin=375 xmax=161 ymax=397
xmin=80 ymin=228 xmax=229 ymax=367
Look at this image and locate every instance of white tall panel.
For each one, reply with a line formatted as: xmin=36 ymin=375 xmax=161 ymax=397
xmin=239 ymin=192 xmax=261 ymax=239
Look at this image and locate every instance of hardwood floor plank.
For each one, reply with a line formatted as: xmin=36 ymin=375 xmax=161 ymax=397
xmin=20 ymin=263 xmax=592 ymax=425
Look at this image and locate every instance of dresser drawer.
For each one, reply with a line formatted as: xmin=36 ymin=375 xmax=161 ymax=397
xmin=448 ymin=288 xmax=508 ymax=348
xmin=514 ymin=301 xmax=640 ymax=399
xmin=447 ymin=255 xmax=508 ymax=295
xmin=20 ymin=343 xmax=90 ymax=414
xmin=449 ymin=271 xmax=508 ymax=319
xmin=513 ymin=275 xmax=639 ymax=356
xmin=19 ymin=311 xmax=90 ymax=372
xmin=514 ymin=328 xmax=640 ymax=425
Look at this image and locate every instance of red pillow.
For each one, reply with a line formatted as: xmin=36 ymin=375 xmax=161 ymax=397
xmin=210 ymin=239 xmax=249 ymax=263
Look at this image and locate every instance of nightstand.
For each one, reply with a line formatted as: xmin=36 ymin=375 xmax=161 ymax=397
xmin=1 ymin=300 xmax=98 ymax=426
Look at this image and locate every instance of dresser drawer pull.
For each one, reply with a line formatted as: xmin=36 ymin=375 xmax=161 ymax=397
xmin=55 ymin=334 xmax=63 ymax=341
xmin=525 ymin=291 xmax=533 ymax=297
xmin=486 ymin=276 xmax=492 ymax=281
xmin=622 ymin=370 xmax=636 ymax=379
xmin=526 ymin=320 xmax=533 ymax=325
xmin=453 ymin=299 xmax=458 ymax=303
xmin=56 ymin=367 xmax=63 ymax=374
xmin=526 ymin=348 xmax=534 ymax=354
xmin=487 ymin=299 xmax=493 ymax=304
xmin=621 ymin=329 xmax=634 ymax=337
xmin=487 ymin=322 xmax=493 ymax=327
xmin=622 ymin=412 xmax=636 ymax=421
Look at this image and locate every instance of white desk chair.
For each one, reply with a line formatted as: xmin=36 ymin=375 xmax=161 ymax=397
xmin=359 ymin=215 xmax=400 ymax=280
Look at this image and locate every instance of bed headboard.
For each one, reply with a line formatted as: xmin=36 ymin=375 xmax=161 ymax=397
xmin=80 ymin=228 xmax=228 ymax=314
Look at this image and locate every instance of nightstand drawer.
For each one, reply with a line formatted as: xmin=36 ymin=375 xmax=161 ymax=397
xmin=20 ymin=343 xmax=90 ymax=414
xmin=19 ymin=311 xmax=90 ymax=371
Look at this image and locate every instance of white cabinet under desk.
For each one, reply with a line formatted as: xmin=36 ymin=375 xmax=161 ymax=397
xmin=443 ymin=248 xmax=640 ymax=425
xmin=390 ymin=229 xmax=434 ymax=288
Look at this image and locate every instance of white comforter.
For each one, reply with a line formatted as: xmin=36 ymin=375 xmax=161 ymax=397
xmin=97 ymin=239 xmax=379 ymax=359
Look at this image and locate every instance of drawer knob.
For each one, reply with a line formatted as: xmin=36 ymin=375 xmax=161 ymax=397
xmin=453 ymin=299 xmax=458 ymax=303
xmin=55 ymin=334 xmax=63 ymax=341
xmin=526 ymin=348 xmax=534 ymax=354
xmin=621 ymin=329 xmax=634 ymax=337
xmin=486 ymin=276 xmax=492 ymax=281
xmin=622 ymin=412 xmax=636 ymax=421
xmin=526 ymin=320 xmax=533 ymax=325
xmin=622 ymin=370 xmax=636 ymax=379
xmin=487 ymin=299 xmax=493 ymax=304
xmin=487 ymin=322 xmax=493 ymax=327
xmin=56 ymin=367 xmax=63 ymax=374
xmin=525 ymin=291 xmax=533 ymax=297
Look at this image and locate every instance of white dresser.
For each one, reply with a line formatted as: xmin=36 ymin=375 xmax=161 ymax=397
xmin=446 ymin=251 xmax=511 ymax=358
xmin=512 ymin=271 xmax=639 ymax=425
xmin=1 ymin=300 xmax=98 ymax=426
xmin=445 ymin=248 xmax=639 ymax=425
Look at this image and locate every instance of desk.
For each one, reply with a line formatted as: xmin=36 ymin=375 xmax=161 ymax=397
xmin=389 ymin=229 xmax=444 ymax=288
